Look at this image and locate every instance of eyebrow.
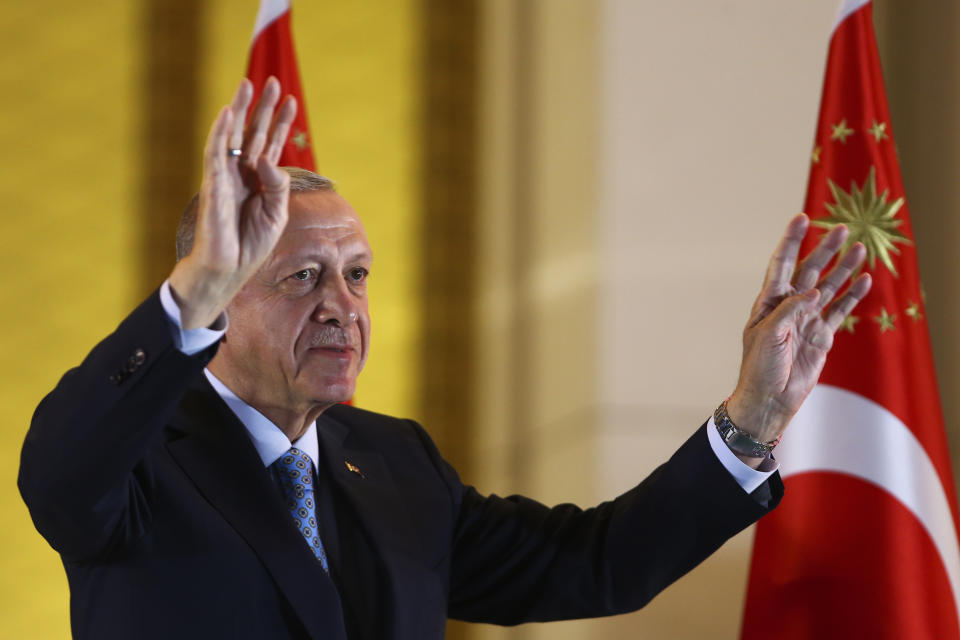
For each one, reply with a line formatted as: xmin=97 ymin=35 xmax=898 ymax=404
xmin=272 ymin=248 xmax=373 ymax=269
xmin=344 ymin=249 xmax=373 ymax=263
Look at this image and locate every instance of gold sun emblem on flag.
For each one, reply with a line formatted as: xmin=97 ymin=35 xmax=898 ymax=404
xmin=812 ymin=166 xmax=912 ymax=277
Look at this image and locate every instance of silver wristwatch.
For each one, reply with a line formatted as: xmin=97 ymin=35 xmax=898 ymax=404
xmin=714 ymin=400 xmax=779 ymax=458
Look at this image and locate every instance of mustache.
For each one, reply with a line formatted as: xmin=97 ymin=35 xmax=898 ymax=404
xmin=305 ymin=325 xmax=357 ymax=349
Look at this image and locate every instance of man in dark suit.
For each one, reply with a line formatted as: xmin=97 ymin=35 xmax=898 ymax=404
xmin=19 ymin=78 xmax=871 ymax=639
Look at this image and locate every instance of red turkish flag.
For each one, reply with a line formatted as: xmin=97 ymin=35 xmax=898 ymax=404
xmin=741 ymin=1 xmax=960 ymax=638
xmin=246 ymin=0 xmax=316 ymax=171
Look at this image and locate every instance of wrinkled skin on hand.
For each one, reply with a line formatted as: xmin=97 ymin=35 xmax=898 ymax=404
xmin=727 ymin=213 xmax=872 ymax=468
xmin=169 ymin=76 xmax=298 ymax=330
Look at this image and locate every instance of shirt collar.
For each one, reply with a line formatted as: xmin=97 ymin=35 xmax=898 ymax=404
xmin=203 ymin=369 xmax=319 ymax=472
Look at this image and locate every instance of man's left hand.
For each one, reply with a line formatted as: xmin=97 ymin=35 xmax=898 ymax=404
xmin=726 ymin=213 xmax=872 ymax=468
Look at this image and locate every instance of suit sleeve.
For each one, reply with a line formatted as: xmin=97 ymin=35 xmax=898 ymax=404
xmin=442 ymin=423 xmax=783 ymax=625
xmin=18 ymin=290 xmax=217 ymax=562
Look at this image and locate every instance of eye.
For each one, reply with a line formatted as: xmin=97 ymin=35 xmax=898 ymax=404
xmin=348 ymin=267 xmax=369 ymax=283
xmin=291 ymin=268 xmax=316 ymax=282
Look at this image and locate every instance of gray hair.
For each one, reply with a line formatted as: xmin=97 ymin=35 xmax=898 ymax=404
xmin=175 ymin=167 xmax=336 ymax=261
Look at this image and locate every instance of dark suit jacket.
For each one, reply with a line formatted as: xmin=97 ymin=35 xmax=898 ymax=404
xmin=19 ymin=291 xmax=782 ymax=639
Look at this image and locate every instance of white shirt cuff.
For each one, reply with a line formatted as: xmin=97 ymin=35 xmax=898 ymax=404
xmin=159 ymin=280 xmax=227 ymax=356
xmin=706 ymin=415 xmax=779 ymax=494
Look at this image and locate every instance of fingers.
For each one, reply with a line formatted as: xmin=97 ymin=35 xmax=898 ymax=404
xmin=202 ymin=79 xmax=252 ymax=173
xmin=228 ymin=79 xmax=254 ymax=152
xmin=201 ymin=75 xmax=295 ymax=203
xmin=242 ymin=76 xmax=281 ymax=168
xmin=825 ymin=273 xmax=873 ymax=333
xmin=203 ymin=106 xmax=233 ymax=172
xmin=763 ymin=213 xmax=809 ymax=291
xmin=793 ymin=224 xmax=848 ymax=291
xmin=265 ymin=96 xmax=298 ymax=165
xmin=814 ymin=242 xmax=866 ymax=312
xmin=748 ymin=214 xmax=810 ymax=329
xmin=256 ymin=156 xmax=291 ymax=235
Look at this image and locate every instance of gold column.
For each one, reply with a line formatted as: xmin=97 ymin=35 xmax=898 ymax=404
xmin=875 ymin=1 xmax=960 ymax=495
xmin=420 ymin=0 xmax=480 ymax=483
xmin=470 ymin=2 xmax=600 ymax=639
xmin=139 ymin=1 xmax=203 ymax=293
xmin=0 ymin=2 xmax=141 ymax=636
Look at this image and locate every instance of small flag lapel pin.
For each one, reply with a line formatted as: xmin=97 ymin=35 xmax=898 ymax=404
xmin=344 ymin=461 xmax=365 ymax=479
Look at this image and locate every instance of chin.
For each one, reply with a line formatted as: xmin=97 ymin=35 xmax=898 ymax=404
xmin=312 ymin=376 xmax=356 ymax=405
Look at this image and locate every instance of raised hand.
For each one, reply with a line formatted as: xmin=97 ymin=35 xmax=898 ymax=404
xmin=169 ymin=77 xmax=298 ymax=329
xmin=726 ymin=213 xmax=872 ymax=466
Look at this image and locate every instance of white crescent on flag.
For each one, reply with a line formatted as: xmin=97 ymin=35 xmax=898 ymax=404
xmin=779 ymin=384 xmax=960 ymax=619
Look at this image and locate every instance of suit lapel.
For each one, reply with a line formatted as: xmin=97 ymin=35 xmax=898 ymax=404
xmin=317 ymin=412 xmax=423 ymax=563
xmin=165 ymin=381 xmax=347 ymax=640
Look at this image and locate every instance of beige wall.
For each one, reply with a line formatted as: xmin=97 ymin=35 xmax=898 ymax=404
xmin=594 ymin=1 xmax=838 ymax=637
xmin=874 ymin=0 xmax=960 ymax=499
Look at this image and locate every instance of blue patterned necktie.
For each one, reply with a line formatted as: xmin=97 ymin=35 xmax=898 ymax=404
xmin=272 ymin=447 xmax=329 ymax=572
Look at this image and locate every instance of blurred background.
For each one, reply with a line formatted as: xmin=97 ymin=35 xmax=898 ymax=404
xmin=1 ymin=1 xmax=958 ymax=638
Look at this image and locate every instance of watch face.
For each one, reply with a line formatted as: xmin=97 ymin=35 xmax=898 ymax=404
xmin=720 ymin=422 xmax=736 ymax=439
xmin=717 ymin=402 xmax=768 ymax=457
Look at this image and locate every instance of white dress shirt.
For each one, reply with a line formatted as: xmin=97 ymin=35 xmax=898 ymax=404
xmin=159 ymin=280 xmax=776 ymax=492
xmin=204 ymin=369 xmax=320 ymax=472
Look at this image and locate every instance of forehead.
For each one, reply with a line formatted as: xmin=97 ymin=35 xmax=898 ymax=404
xmin=275 ymin=191 xmax=369 ymax=253
xmin=287 ymin=190 xmax=363 ymax=232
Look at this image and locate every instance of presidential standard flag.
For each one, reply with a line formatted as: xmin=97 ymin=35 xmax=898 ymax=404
xmin=246 ymin=0 xmax=316 ymax=170
xmin=741 ymin=1 xmax=960 ymax=637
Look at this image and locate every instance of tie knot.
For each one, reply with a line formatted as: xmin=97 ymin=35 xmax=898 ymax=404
xmin=273 ymin=448 xmax=313 ymax=488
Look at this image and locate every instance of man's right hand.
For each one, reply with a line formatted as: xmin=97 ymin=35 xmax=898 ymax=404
xmin=169 ymin=76 xmax=298 ymax=330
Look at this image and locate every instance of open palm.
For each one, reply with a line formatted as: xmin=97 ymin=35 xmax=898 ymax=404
xmin=170 ymin=77 xmax=298 ymax=329
xmin=728 ymin=214 xmax=872 ymax=446
xmin=197 ymin=77 xmax=297 ymax=281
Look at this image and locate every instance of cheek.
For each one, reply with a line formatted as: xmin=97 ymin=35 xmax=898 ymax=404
xmin=228 ymin=301 xmax=302 ymax=355
xmin=358 ymin=315 xmax=372 ymax=366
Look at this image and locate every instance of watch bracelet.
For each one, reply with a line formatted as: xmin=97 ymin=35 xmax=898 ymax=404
xmin=714 ymin=399 xmax=780 ymax=458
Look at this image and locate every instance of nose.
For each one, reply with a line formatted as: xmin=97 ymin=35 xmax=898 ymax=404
xmin=311 ymin=274 xmax=359 ymax=327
